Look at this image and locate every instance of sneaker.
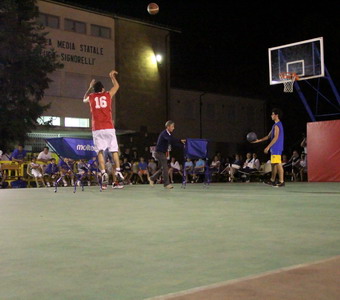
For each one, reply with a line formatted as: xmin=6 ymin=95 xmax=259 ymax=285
xmin=87 ymin=181 xmax=91 ymax=186
xmin=112 ymin=182 xmax=124 ymax=189
xmin=46 ymin=182 xmax=51 ymax=187
xmin=63 ymin=180 xmax=68 ymax=187
xmin=115 ymin=171 xmax=124 ymax=182
xmin=264 ymin=180 xmax=275 ymax=186
xmin=101 ymin=172 xmax=109 ymax=185
xmin=165 ymin=184 xmax=174 ymax=189
xmin=273 ymin=181 xmax=285 ymax=188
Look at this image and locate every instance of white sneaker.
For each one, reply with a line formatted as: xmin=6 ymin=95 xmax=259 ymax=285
xmin=46 ymin=182 xmax=51 ymax=187
xmin=115 ymin=171 xmax=124 ymax=182
xmin=101 ymin=172 xmax=109 ymax=185
xmin=87 ymin=181 xmax=91 ymax=186
xmin=63 ymin=180 xmax=68 ymax=187
xmin=112 ymin=182 xmax=124 ymax=189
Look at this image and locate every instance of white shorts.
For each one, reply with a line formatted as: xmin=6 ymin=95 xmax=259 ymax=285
xmin=32 ymin=169 xmax=43 ymax=178
xmin=92 ymin=128 xmax=118 ymax=153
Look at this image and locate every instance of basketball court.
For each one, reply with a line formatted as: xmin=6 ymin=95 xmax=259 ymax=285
xmin=1 ymin=182 xmax=339 ymax=299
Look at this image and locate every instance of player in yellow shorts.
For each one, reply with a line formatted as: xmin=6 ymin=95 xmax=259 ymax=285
xmin=252 ymin=108 xmax=285 ymax=187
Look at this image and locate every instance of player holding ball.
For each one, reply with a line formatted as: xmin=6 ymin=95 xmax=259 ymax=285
xmin=252 ymin=108 xmax=285 ymax=187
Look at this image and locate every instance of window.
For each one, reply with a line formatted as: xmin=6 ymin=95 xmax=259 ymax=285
xmin=65 ymin=117 xmax=90 ymax=128
xmin=38 ymin=13 xmax=59 ymax=29
xmin=65 ymin=19 xmax=86 ymax=34
xmin=91 ymin=24 xmax=111 ymax=39
xmin=37 ymin=116 xmax=61 ymax=126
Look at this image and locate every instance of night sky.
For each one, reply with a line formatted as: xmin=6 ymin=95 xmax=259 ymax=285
xmin=55 ymin=0 xmax=339 ymax=148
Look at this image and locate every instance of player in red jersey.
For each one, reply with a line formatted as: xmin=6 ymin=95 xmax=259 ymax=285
xmin=83 ymin=70 xmax=124 ymax=189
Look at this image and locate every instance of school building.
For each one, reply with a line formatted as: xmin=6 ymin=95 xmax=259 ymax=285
xmin=29 ymin=0 xmax=266 ymax=157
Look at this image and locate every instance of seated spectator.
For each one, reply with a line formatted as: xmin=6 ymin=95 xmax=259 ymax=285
xmin=37 ymin=146 xmax=52 ymax=164
xmin=138 ymin=157 xmax=149 ymax=183
xmin=169 ymin=157 xmax=183 ymax=184
xmin=131 ymin=159 xmax=140 ymax=184
xmin=28 ymin=157 xmax=46 ymax=187
xmin=121 ymin=148 xmax=131 ymax=161
xmin=0 ymin=149 xmax=11 ymax=161
xmin=0 ymin=165 xmax=8 ymax=188
xmin=223 ymin=154 xmax=242 ymax=182
xmin=286 ymin=150 xmax=300 ymax=181
xmin=77 ymin=159 xmax=91 ymax=186
xmin=192 ymin=158 xmax=205 ymax=182
xmin=184 ymin=158 xmax=194 ymax=182
xmin=58 ymin=157 xmax=74 ymax=187
xmin=44 ymin=158 xmax=59 ymax=187
xmin=299 ymin=152 xmax=308 ymax=182
xmin=10 ymin=144 xmax=27 ymax=163
xmin=147 ymin=158 xmax=157 ymax=177
xmin=88 ymin=156 xmax=99 ymax=183
xmin=122 ymin=157 xmax=132 ymax=184
xmin=210 ymin=155 xmax=221 ymax=173
xmin=240 ymin=152 xmax=260 ymax=182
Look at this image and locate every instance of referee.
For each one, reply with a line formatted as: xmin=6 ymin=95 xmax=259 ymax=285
xmin=149 ymin=120 xmax=185 ymax=189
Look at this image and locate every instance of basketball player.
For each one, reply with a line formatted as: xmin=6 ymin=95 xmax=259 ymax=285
xmin=83 ymin=70 xmax=124 ymax=190
xmin=252 ymin=108 xmax=285 ymax=187
xmin=149 ymin=121 xmax=185 ymax=189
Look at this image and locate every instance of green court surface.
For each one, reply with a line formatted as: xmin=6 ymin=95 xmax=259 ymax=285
xmin=0 ymin=182 xmax=339 ymax=300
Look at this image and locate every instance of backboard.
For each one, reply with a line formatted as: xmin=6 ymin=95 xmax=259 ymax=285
xmin=268 ymin=37 xmax=324 ymax=85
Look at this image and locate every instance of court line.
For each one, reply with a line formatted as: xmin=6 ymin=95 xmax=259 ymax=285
xmin=145 ymin=255 xmax=340 ymax=300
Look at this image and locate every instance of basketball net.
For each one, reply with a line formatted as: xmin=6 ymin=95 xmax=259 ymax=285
xmin=279 ymin=72 xmax=299 ymax=93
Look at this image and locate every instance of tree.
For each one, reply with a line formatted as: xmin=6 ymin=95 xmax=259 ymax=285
xmin=0 ymin=0 xmax=62 ymax=151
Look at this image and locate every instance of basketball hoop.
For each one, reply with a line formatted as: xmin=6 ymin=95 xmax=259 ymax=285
xmin=279 ymin=72 xmax=299 ymax=93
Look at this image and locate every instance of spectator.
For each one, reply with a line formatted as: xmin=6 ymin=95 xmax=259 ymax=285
xmin=169 ymin=157 xmax=183 ymax=184
xmin=210 ymin=155 xmax=221 ymax=173
xmin=138 ymin=157 xmax=149 ymax=183
xmin=299 ymin=152 xmax=308 ymax=181
xmin=28 ymin=157 xmax=46 ymax=187
xmin=58 ymin=157 xmax=74 ymax=187
xmin=88 ymin=156 xmax=99 ymax=183
xmin=193 ymin=158 xmax=205 ymax=182
xmin=131 ymin=159 xmax=140 ymax=184
xmin=228 ymin=154 xmax=243 ymax=182
xmin=184 ymin=158 xmax=194 ymax=182
xmin=147 ymin=158 xmax=157 ymax=176
xmin=287 ymin=150 xmax=300 ymax=181
xmin=0 ymin=149 xmax=11 ymax=161
xmin=121 ymin=157 xmax=132 ymax=184
xmin=77 ymin=159 xmax=91 ymax=186
xmin=37 ymin=146 xmax=52 ymax=164
xmin=240 ymin=152 xmax=260 ymax=182
xmin=44 ymin=158 xmax=59 ymax=187
xmin=10 ymin=144 xmax=27 ymax=163
xmin=0 ymin=164 xmax=8 ymax=188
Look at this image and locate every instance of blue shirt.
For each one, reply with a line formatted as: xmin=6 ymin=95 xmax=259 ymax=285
xmin=271 ymin=121 xmax=284 ymax=154
xmin=138 ymin=162 xmax=148 ymax=170
xmin=10 ymin=149 xmax=27 ymax=160
xmin=45 ymin=163 xmax=58 ymax=175
xmin=58 ymin=160 xmax=70 ymax=170
xmin=195 ymin=160 xmax=205 ymax=168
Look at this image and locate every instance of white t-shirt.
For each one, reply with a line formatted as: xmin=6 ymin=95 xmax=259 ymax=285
xmin=37 ymin=151 xmax=52 ymax=161
xmin=170 ymin=161 xmax=181 ymax=170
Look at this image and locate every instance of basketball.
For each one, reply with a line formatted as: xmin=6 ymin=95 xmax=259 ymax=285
xmin=147 ymin=3 xmax=159 ymax=15
xmin=246 ymin=132 xmax=257 ymax=143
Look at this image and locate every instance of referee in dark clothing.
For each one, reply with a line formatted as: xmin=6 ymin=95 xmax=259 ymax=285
xmin=149 ymin=120 xmax=185 ymax=189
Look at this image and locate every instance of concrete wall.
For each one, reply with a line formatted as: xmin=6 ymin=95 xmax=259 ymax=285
xmin=114 ymin=18 xmax=168 ymax=133
xmin=169 ymin=88 xmax=266 ymax=154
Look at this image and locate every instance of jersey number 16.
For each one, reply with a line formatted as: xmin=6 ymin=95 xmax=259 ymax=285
xmin=94 ymin=96 xmax=107 ymax=109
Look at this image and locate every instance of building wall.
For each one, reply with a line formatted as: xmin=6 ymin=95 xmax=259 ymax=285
xmin=114 ymin=18 xmax=168 ymax=133
xmin=169 ymin=88 xmax=266 ymax=154
xmin=37 ymin=0 xmax=116 ymax=127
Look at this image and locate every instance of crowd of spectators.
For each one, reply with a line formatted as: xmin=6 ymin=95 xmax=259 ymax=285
xmin=0 ymin=139 xmax=309 ymax=189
